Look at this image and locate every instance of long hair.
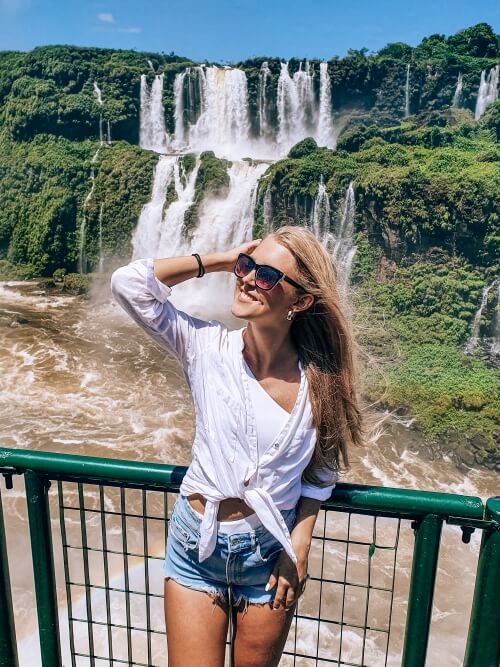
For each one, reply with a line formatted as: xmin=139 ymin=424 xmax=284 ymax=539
xmin=271 ymin=226 xmax=363 ymax=483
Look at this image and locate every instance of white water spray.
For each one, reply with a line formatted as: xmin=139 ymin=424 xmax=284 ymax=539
xmin=140 ymin=74 xmax=168 ymax=152
xmin=452 ymin=73 xmax=463 ymax=109
xmin=310 ymin=176 xmax=331 ymax=239
xmin=475 ymin=65 xmax=499 ymax=120
xmin=332 ymin=181 xmax=357 ymax=291
xmin=404 ymin=64 xmax=411 ymax=118
xmin=465 ymin=280 xmax=497 ymax=354
xmin=491 ymin=283 xmax=500 ymax=357
xmin=258 ymin=62 xmax=271 ymax=139
xmin=317 ymin=62 xmax=334 ymax=148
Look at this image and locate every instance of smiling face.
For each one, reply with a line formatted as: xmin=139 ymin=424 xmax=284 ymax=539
xmin=231 ymin=235 xmax=312 ymax=324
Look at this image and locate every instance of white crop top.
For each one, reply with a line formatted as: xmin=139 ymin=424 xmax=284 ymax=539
xmin=243 ymin=358 xmax=292 ymax=462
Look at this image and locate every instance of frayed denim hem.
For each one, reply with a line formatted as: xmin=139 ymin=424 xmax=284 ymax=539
xmin=165 ymin=576 xmax=274 ymax=615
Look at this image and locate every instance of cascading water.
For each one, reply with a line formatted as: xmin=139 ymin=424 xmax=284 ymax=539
xmin=310 ymin=176 xmax=331 ymax=239
xmin=452 ymin=72 xmax=463 ymax=108
xmin=404 ymin=64 xmax=411 ymax=118
xmin=93 ymin=81 xmax=103 ymax=105
xmin=317 ymin=62 xmax=335 ymax=148
xmin=140 ymin=73 xmax=168 ymax=152
xmin=465 ymin=279 xmax=498 ymax=354
xmin=180 ymin=66 xmax=252 ymax=159
xmin=332 ymin=181 xmax=357 ymax=292
xmin=98 ymin=203 xmax=104 ymax=273
xmin=277 ymin=61 xmax=315 ymax=151
xmin=78 ymin=146 xmax=102 ymax=273
xmin=173 ymin=160 xmax=268 ymax=317
xmin=172 ymin=70 xmax=187 ymax=148
xmin=491 ymin=283 xmax=500 ymax=357
xmin=93 ymin=81 xmax=104 ymax=146
xmin=262 ymin=186 xmax=273 ymax=235
xmin=131 ymin=156 xmax=180 ymax=259
xmin=258 ymin=61 xmax=271 ymax=139
xmin=475 ymin=65 xmax=499 ymax=120
xmin=167 ymin=61 xmax=340 ymax=159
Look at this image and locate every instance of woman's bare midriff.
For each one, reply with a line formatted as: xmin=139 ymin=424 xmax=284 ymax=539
xmin=187 ymin=493 xmax=255 ymax=521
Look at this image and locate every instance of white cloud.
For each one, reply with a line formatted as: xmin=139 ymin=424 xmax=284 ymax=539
xmin=97 ymin=12 xmax=114 ymax=23
xmin=117 ymin=26 xmax=142 ymax=33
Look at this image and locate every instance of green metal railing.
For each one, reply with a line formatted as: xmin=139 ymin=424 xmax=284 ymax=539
xmin=0 ymin=447 xmax=498 ymax=667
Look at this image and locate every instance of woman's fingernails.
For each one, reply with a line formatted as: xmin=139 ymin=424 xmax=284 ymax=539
xmin=265 ymin=583 xmax=270 ymax=591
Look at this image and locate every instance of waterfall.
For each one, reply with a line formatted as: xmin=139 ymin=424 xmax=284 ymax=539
xmin=452 ymin=73 xmax=463 ymax=109
xmin=78 ymin=146 xmax=101 ymax=273
xmin=132 ymin=156 xmax=179 ymax=259
xmin=140 ymin=74 xmax=168 ymax=152
xmin=172 ymin=161 xmax=268 ymax=317
xmin=465 ymin=280 xmax=497 ymax=354
xmin=311 ymin=176 xmax=330 ymax=239
xmin=172 ymin=70 xmax=187 ymax=148
xmin=475 ymin=65 xmax=499 ymax=120
xmin=277 ymin=61 xmax=315 ymax=151
xmin=317 ymin=62 xmax=334 ymax=148
xmin=491 ymin=283 xmax=500 ymax=357
xmin=258 ymin=62 xmax=271 ymax=138
xmin=167 ymin=61 xmax=341 ymax=159
xmin=262 ymin=186 xmax=273 ymax=235
xmin=93 ymin=82 xmax=105 ymax=146
xmin=107 ymin=120 xmax=112 ymax=145
xmin=332 ymin=181 xmax=357 ymax=291
xmin=147 ymin=60 xmax=155 ymax=71
xmin=98 ymin=203 xmax=104 ymax=273
xmin=93 ymin=81 xmax=103 ymax=105
xmin=184 ymin=66 xmax=251 ymax=159
xmin=404 ymin=64 xmax=411 ymax=118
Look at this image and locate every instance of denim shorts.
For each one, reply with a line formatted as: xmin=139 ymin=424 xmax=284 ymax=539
xmin=164 ymin=494 xmax=297 ymax=606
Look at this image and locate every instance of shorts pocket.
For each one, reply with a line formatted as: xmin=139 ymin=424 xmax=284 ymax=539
xmin=254 ymin=534 xmax=284 ymax=564
xmin=169 ymin=511 xmax=199 ymax=552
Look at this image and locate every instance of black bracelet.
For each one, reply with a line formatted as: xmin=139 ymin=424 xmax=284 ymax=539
xmin=191 ymin=253 xmax=205 ymax=278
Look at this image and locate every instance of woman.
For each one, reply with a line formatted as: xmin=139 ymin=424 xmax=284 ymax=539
xmin=110 ymin=226 xmax=363 ymax=667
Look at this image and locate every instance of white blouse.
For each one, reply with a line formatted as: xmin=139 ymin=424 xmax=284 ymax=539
xmin=110 ymin=258 xmax=337 ymax=563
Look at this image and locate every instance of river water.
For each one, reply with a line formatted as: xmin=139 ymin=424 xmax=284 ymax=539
xmin=0 ymin=275 xmax=498 ymax=667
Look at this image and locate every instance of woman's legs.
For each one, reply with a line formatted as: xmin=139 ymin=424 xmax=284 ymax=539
xmin=164 ymin=579 xmax=229 ymax=667
xmin=233 ymin=601 xmax=296 ymax=667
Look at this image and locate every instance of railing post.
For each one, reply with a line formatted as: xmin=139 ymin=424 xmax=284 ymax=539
xmin=463 ymin=497 xmax=500 ymax=667
xmin=24 ymin=472 xmax=62 ymax=667
xmin=0 ymin=488 xmax=18 ymax=667
xmin=401 ymin=513 xmax=442 ymax=667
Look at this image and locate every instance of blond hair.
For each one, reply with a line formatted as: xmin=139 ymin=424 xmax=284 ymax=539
xmin=271 ymin=226 xmax=363 ymax=483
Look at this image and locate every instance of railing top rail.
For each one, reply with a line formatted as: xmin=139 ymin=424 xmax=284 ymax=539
xmin=0 ymin=447 xmax=485 ymax=520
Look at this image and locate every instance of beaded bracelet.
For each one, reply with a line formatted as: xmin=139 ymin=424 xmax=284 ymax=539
xmin=191 ymin=253 xmax=206 ymax=278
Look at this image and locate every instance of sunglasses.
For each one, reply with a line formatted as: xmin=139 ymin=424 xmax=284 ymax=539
xmin=234 ymin=253 xmax=305 ymax=292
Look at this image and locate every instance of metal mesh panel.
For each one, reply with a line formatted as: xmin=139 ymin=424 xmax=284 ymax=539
xmin=52 ymin=480 xmax=406 ymax=667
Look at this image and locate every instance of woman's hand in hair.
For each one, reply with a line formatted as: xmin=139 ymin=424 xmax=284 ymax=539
xmin=266 ymin=551 xmax=308 ymax=611
xmin=220 ymin=238 xmax=261 ymax=271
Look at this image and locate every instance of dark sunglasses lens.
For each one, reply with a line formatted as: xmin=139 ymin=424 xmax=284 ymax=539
xmin=235 ymin=254 xmax=255 ymax=277
xmin=255 ymin=266 xmax=280 ymax=290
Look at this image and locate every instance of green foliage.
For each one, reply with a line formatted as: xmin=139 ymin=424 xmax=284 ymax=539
xmin=52 ymin=267 xmax=67 ymax=282
xmin=446 ymin=23 xmax=499 ymax=58
xmin=288 ymin=137 xmax=318 ymax=159
xmin=0 ymin=132 xmax=156 ymax=274
xmin=62 ymin=272 xmax=90 ymax=294
xmin=370 ymin=344 xmax=499 ymax=448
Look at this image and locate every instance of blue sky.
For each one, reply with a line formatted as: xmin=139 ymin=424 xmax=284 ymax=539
xmin=0 ymin=0 xmax=499 ymax=61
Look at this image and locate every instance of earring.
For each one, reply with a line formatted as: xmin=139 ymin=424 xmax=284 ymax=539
xmin=286 ymin=310 xmax=295 ymax=321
